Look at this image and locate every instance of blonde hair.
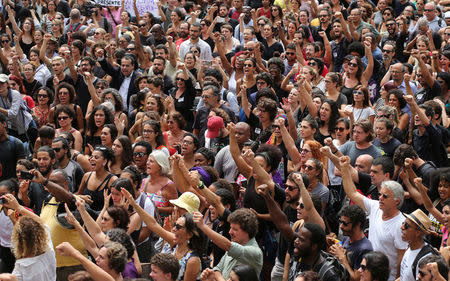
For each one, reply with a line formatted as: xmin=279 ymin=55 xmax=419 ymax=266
xmin=12 ymin=217 xmax=48 ymax=259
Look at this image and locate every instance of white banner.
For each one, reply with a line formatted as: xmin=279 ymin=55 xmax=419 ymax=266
xmin=95 ymin=0 xmax=122 ymax=7
xmin=124 ymin=0 xmax=159 ymax=17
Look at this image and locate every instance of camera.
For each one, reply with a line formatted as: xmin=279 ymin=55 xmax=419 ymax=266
xmin=20 ymin=171 xmax=34 ymax=180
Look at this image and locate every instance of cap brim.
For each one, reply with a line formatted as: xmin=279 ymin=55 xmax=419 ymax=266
xmin=206 ymin=129 xmax=220 ymax=139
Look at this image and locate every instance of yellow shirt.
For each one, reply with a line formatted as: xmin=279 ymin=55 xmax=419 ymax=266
xmin=40 ymin=197 xmax=88 ymax=267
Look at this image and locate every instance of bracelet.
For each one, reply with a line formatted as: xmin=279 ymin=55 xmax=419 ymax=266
xmin=332 ymin=149 xmax=338 ymax=154
xmin=197 ymin=181 xmax=205 ymax=190
xmin=43 ymin=178 xmax=49 ymax=187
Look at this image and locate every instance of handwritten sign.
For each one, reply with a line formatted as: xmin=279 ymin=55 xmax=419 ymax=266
xmin=125 ymin=0 xmax=159 ymax=17
xmin=96 ymin=0 xmax=158 ymax=17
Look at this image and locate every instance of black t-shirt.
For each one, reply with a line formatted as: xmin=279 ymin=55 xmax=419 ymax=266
xmin=45 ymin=74 xmax=74 ymax=93
xmin=356 ymin=172 xmax=375 ymax=198
xmin=277 ymin=205 xmax=298 ymax=263
xmin=412 ymin=124 xmax=447 ymax=168
xmin=415 ymin=80 xmax=442 ymax=105
xmin=0 ymin=136 xmax=25 ymax=181
xmin=75 ymin=74 xmax=98 ymax=116
xmin=28 ymin=182 xmax=50 ymax=215
xmin=372 ymin=137 xmax=402 ymax=158
xmin=331 ymin=38 xmax=351 ymax=72
xmin=22 ymin=79 xmax=42 ymax=100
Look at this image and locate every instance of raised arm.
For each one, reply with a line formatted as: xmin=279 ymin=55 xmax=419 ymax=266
xmin=121 ymin=188 xmax=176 ymax=246
xmin=298 ymin=79 xmax=318 ymax=117
xmin=193 ymin=211 xmax=231 ymax=251
xmin=293 ymin=173 xmax=325 ymax=229
xmin=416 ymin=177 xmax=444 ymax=224
xmin=339 ymin=156 xmax=367 ymax=210
xmin=336 ymin=12 xmax=352 ymax=42
xmin=40 ymin=34 xmax=52 ymax=66
xmin=362 ymin=39 xmax=374 ymax=85
xmin=228 ymin=123 xmax=252 ymax=178
xmin=84 ymin=72 xmax=102 ymax=107
xmin=405 ymin=94 xmax=430 ymax=127
xmin=6 ymin=6 xmax=21 ymax=36
xmin=319 ymin=31 xmax=332 ymax=66
xmin=56 ymin=242 xmax=115 ymax=281
xmin=166 ymin=35 xmax=178 ymax=68
xmin=276 ymin=118 xmax=301 ymax=165
xmin=76 ymin=198 xmax=107 ymax=246
xmin=242 ymin=148 xmax=275 ymax=192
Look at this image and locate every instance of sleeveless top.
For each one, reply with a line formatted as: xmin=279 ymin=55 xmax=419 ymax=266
xmin=33 ymin=106 xmax=49 ymax=128
xmin=122 ymin=258 xmax=139 ymax=279
xmin=340 ymin=78 xmax=361 ymax=105
xmin=141 ymin=177 xmax=174 ymax=215
xmin=83 ymin=173 xmax=114 ymax=211
xmin=228 ymin=71 xmax=237 ymax=94
xmin=162 ymin=244 xmax=200 ymax=281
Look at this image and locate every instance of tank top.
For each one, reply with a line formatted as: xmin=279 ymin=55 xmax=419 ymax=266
xmin=83 ymin=173 xmax=114 ymax=211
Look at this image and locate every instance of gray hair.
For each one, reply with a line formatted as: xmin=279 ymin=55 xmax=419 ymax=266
xmin=417 ymin=18 xmax=428 ymax=29
xmin=151 ymin=150 xmax=170 ymax=176
xmin=382 ymin=180 xmax=404 ymax=207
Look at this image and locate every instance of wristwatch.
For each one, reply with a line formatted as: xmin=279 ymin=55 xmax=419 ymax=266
xmin=197 ymin=181 xmax=205 ymax=190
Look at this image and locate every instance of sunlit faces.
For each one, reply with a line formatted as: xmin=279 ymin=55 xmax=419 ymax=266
xmin=89 ymin=150 xmax=108 ymax=171
xmin=100 ymin=127 xmax=113 ymax=146
xmin=146 ymin=155 xmax=161 ymax=175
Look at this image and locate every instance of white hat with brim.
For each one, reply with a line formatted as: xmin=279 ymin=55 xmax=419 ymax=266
xmin=0 ymin=74 xmax=8 ymax=83
xmin=169 ymin=192 xmax=200 ymax=214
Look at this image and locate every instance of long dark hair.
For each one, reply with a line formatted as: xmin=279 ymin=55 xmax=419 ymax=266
xmin=142 ymin=120 xmax=166 ymax=148
xmin=318 ymin=99 xmax=339 ymax=133
xmin=115 ymin=135 xmax=133 ymax=169
xmin=183 ymin=213 xmax=206 ymax=256
xmin=87 ymin=105 xmax=114 ymax=135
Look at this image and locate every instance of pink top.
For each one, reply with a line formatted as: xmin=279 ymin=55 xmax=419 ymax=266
xmin=102 ymin=7 xmax=122 ymax=37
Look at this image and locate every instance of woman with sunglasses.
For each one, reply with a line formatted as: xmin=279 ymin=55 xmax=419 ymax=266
xmin=31 ymin=87 xmax=53 ymax=128
xmin=344 ymin=85 xmax=375 ymax=123
xmin=358 ymin=252 xmax=390 ymax=281
xmin=48 ymin=82 xmax=84 ymax=133
xmin=54 ymin=105 xmax=83 ymax=152
xmin=270 ymin=5 xmax=283 ymax=26
xmin=236 ymin=58 xmax=258 ymax=97
xmin=341 ymin=42 xmax=373 ymax=104
xmin=378 ymin=7 xmax=394 ymax=34
xmin=77 ymin=145 xmax=118 ymax=211
xmin=170 ymin=66 xmax=196 ymax=131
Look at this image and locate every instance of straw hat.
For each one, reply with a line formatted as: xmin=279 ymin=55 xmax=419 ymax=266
xmin=403 ymin=209 xmax=431 ymax=233
xmin=169 ymin=192 xmax=200 ymax=214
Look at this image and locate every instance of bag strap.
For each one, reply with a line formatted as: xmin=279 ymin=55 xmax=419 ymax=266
xmin=412 ymin=244 xmax=439 ymax=278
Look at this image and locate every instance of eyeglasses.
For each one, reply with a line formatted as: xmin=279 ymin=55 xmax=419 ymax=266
xmin=339 ymin=219 xmax=350 ymax=226
xmin=38 ymin=94 xmax=48 ymax=98
xmin=298 ymin=202 xmax=305 ymax=209
xmin=380 ymin=193 xmax=390 ymax=199
xmin=58 ymin=116 xmax=70 ymax=121
xmin=176 ymin=77 xmax=186 ymax=81
xmin=133 ymin=152 xmax=146 ymax=157
xmin=360 ymin=264 xmax=368 ymax=271
xmin=402 ymin=221 xmax=418 ymax=230
xmin=173 ymin=223 xmax=185 ymax=230
xmin=182 ymin=140 xmax=194 ymax=145
xmin=143 ymin=129 xmax=154 ymax=134
xmin=445 ymin=33 xmax=450 ymax=36
xmin=138 ymin=24 xmax=147 ymax=27
xmin=94 ymin=32 xmax=102 ymax=35
xmin=272 ymin=124 xmax=280 ymax=130
xmin=335 ymin=127 xmax=346 ymax=132
xmin=58 ymin=91 xmax=69 ymax=95
xmin=244 ymin=48 xmax=254 ymax=52
xmin=53 ymin=147 xmax=62 ymax=152
xmin=126 ymin=47 xmax=135 ymax=51
xmin=202 ymin=95 xmax=211 ymax=99
xmin=244 ymin=63 xmax=254 ymax=67
xmin=319 ymin=14 xmax=328 ymax=17
xmin=424 ymin=8 xmax=434 ymax=11
xmin=385 ymin=23 xmax=395 ymax=27
xmin=353 ymin=90 xmax=364 ymax=95
xmin=96 ymin=85 xmax=106 ymax=90
xmin=285 ymin=184 xmax=298 ymax=191
xmin=377 ymin=114 xmax=391 ymax=118
xmin=256 ymin=81 xmax=267 ymax=85
xmin=308 ymin=61 xmax=317 ymax=66
xmin=1 ymin=40 xmax=9 ymax=43
xmin=192 ymin=50 xmax=199 ymax=54
xmin=300 ymin=148 xmax=311 ymax=154
xmin=418 ymin=270 xmax=429 ymax=277
xmin=348 ymin=62 xmax=358 ymax=67
xmin=258 ymin=23 xmax=265 ymax=26
xmin=382 ymin=49 xmax=393 ymax=53
xmin=201 ymin=23 xmax=206 ymax=26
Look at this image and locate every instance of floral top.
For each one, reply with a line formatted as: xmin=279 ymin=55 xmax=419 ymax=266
xmin=162 ymin=243 xmax=200 ymax=280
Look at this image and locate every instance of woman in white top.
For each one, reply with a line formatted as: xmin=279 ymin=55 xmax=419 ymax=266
xmin=2 ymin=194 xmax=56 ymax=281
xmin=344 ymin=85 xmax=375 ymax=123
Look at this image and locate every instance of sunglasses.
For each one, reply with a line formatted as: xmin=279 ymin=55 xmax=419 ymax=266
xmin=272 ymin=124 xmax=280 ymax=129
xmin=335 ymin=127 xmax=346 ymax=132
xmin=380 ymin=193 xmax=390 ymax=199
xmin=133 ymin=152 xmax=146 ymax=157
xmin=53 ymin=147 xmax=62 ymax=152
xmin=424 ymin=8 xmax=434 ymax=11
xmin=353 ymin=90 xmax=364 ymax=95
xmin=1 ymin=40 xmax=9 ymax=43
xmin=402 ymin=221 xmax=417 ymax=230
xmin=285 ymin=184 xmax=298 ymax=191
xmin=96 ymin=85 xmax=106 ymax=90
xmin=348 ymin=62 xmax=358 ymax=67
xmin=173 ymin=223 xmax=185 ymax=230
xmin=176 ymin=77 xmax=186 ymax=81
xmin=308 ymin=62 xmax=317 ymax=66
xmin=385 ymin=23 xmax=395 ymax=27
xmin=298 ymin=202 xmax=305 ymax=209
xmin=58 ymin=116 xmax=69 ymax=120
xmin=244 ymin=63 xmax=254 ymax=67
xmin=126 ymin=48 xmax=135 ymax=51
xmin=382 ymin=49 xmax=393 ymax=53
xmin=303 ymin=165 xmax=314 ymax=171
xmin=244 ymin=48 xmax=254 ymax=52
xmin=38 ymin=94 xmax=48 ymax=98
xmin=285 ymin=52 xmax=295 ymax=55
xmin=138 ymin=24 xmax=147 ymax=27
xmin=377 ymin=114 xmax=391 ymax=118
xmin=339 ymin=219 xmax=350 ymax=226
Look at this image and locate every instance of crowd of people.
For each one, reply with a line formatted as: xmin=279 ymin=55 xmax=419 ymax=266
xmin=0 ymin=0 xmax=449 ymax=280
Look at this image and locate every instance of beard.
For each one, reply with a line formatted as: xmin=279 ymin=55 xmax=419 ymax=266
xmin=39 ymin=165 xmax=52 ymax=177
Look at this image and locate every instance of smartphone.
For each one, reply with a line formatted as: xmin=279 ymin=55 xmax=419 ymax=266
xmin=20 ymin=171 xmax=34 ymax=180
xmin=217 ymin=16 xmax=225 ymax=23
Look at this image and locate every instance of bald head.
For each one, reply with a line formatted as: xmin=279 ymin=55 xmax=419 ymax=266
xmin=235 ymin=122 xmax=251 ymax=144
xmin=355 ymin=154 xmax=373 ymax=173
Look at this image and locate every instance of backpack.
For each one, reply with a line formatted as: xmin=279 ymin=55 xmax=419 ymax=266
xmin=411 ymin=244 xmax=439 ymax=279
xmin=315 ymin=251 xmax=350 ymax=281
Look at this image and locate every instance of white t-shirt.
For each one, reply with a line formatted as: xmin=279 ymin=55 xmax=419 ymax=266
xmin=363 ymin=197 xmax=408 ymax=281
xmin=344 ymin=105 xmax=375 ymax=122
xmin=400 ymin=247 xmax=427 ymax=281
xmin=12 ymin=226 xmax=56 ymax=281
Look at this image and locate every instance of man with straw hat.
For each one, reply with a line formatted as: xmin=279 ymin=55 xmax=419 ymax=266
xmin=399 ymin=209 xmax=439 ymax=281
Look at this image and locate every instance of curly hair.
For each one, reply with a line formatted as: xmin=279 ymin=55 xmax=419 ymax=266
xmin=195 ymin=148 xmax=215 ymax=166
xmin=363 ymin=252 xmax=390 ymax=281
xmin=167 ymin=111 xmax=186 ymax=130
xmin=228 ymin=208 xmax=259 ymax=238
xmin=338 ymin=204 xmax=367 ymax=230
xmin=145 ymin=94 xmax=165 ymax=117
xmin=12 ymin=217 xmax=49 ymax=259
xmin=257 ymin=98 xmax=278 ymax=122
xmin=255 ymin=143 xmax=283 ymax=173
xmin=106 ymin=228 xmax=135 ymax=259
xmin=304 ymin=140 xmax=325 ymax=164
xmin=55 ymin=82 xmax=76 ymax=104
xmin=102 ymin=88 xmax=124 ymax=113
xmin=102 ymin=242 xmax=128 ymax=274
xmin=388 ymin=89 xmax=407 ymax=110
xmin=210 ymin=108 xmax=231 ymax=125
xmin=87 ymin=105 xmax=114 ymax=136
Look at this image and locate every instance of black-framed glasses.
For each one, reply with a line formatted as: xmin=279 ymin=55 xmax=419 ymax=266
xmin=272 ymin=124 xmax=280 ymax=129
xmin=38 ymin=94 xmax=48 ymax=98
xmin=96 ymin=85 xmax=106 ymax=90
xmin=385 ymin=23 xmax=395 ymax=27
xmin=176 ymin=77 xmax=186 ymax=81
xmin=339 ymin=219 xmax=350 ymax=226
xmin=285 ymin=184 xmax=298 ymax=191
xmin=143 ymin=129 xmax=154 ymax=134
xmin=382 ymin=49 xmax=393 ymax=53
xmin=58 ymin=116 xmax=69 ymax=121
xmin=133 ymin=152 xmax=146 ymax=157
xmin=424 ymin=8 xmax=434 ymax=11
xmin=335 ymin=127 xmax=346 ymax=132
xmin=303 ymin=165 xmax=314 ymax=171
xmin=285 ymin=52 xmax=295 ymax=55
xmin=138 ymin=24 xmax=147 ymax=27
xmin=308 ymin=61 xmax=317 ymax=66
xmin=53 ymin=147 xmax=62 ymax=152
xmin=126 ymin=47 xmax=135 ymax=51
xmin=244 ymin=48 xmax=254 ymax=52
xmin=244 ymin=63 xmax=254 ymax=67
xmin=300 ymin=148 xmax=311 ymax=154
xmin=402 ymin=221 xmax=417 ymax=230
xmin=377 ymin=114 xmax=391 ymax=118
xmin=380 ymin=193 xmax=390 ymax=199
xmin=173 ymin=223 xmax=185 ymax=230
xmin=1 ymin=40 xmax=9 ymax=43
